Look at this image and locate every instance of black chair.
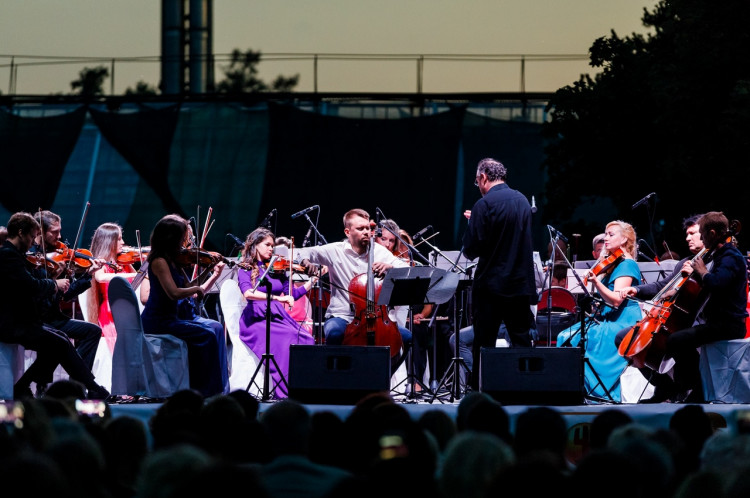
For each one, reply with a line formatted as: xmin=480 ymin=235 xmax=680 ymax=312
xmin=108 ymin=276 xmax=190 ymax=398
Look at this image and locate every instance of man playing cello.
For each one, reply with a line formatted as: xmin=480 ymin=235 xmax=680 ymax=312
xmin=620 ymin=212 xmax=747 ymax=403
xmin=297 ymin=209 xmax=412 ymax=361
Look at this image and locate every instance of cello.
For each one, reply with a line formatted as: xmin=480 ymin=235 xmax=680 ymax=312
xmin=618 ymin=220 xmax=741 ymax=370
xmin=342 ymin=225 xmax=403 ymax=358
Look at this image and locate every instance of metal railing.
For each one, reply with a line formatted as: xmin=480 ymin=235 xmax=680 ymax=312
xmin=1 ymin=52 xmax=589 ymax=95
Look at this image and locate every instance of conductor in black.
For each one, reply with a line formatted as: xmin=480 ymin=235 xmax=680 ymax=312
xmin=462 ymin=158 xmax=537 ymax=391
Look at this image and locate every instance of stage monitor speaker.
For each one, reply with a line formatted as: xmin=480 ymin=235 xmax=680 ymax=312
xmin=480 ymin=347 xmax=583 ymax=405
xmin=288 ymin=345 xmax=391 ymax=405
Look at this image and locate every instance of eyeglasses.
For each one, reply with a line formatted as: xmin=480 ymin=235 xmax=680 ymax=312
xmin=474 ymin=174 xmax=482 ymax=187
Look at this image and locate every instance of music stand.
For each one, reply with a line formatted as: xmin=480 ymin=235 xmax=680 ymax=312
xmin=379 ymin=266 xmax=458 ymax=400
xmin=378 ymin=266 xmax=432 ymax=399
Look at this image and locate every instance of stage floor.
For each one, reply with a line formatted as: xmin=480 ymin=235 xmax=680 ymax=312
xmin=109 ymin=391 xmax=750 ymax=454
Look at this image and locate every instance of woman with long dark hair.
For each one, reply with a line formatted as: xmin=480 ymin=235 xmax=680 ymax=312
xmin=141 ymin=214 xmax=228 ymax=397
xmin=237 ymin=227 xmax=319 ymax=398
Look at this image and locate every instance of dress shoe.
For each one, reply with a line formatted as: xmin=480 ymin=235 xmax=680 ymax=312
xmin=86 ymin=384 xmax=110 ymax=400
xmin=674 ymin=389 xmax=705 ymax=404
xmin=638 ymin=385 xmax=675 ymax=404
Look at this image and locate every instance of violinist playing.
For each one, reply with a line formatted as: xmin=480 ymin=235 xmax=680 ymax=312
xmin=295 ymin=209 xmax=412 ymax=361
xmin=237 ymin=228 xmax=321 ymax=398
xmin=140 ymin=214 xmax=229 ymax=397
xmin=88 ymin=222 xmax=140 ymax=354
xmin=614 ymin=214 xmax=705 ymax=402
xmin=1 ymin=212 xmax=110 ymax=400
xmin=556 ymin=220 xmax=642 ymax=402
xmin=30 ymin=210 xmax=105 ymax=383
xmin=622 ymin=212 xmax=748 ymax=403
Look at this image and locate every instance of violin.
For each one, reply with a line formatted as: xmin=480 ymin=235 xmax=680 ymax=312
xmin=116 ymin=245 xmax=150 ymax=265
xmin=176 ymin=247 xmax=253 ymax=271
xmin=26 ymin=251 xmax=63 ymax=275
xmin=618 ymin=220 xmax=741 ymax=370
xmin=47 ymin=241 xmax=98 ymax=274
xmin=264 ymin=257 xmax=309 ymax=275
xmin=582 ymin=247 xmax=625 ymax=287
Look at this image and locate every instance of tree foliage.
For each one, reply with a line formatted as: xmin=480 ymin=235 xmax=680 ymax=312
xmin=542 ymin=0 xmax=750 ymax=247
xmin=125 ymin=81 xmax=158 ymax=96
xmin=216 ymin=49 xmax=299 ymax=94
xmin=70 ymin=66 xmax=109 ymax=96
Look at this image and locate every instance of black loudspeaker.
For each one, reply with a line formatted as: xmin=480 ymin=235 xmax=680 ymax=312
xmin=479 ymin=347 xmax=583 ymax=405
xmin=288 ymin=345 xmax=391 ymax=405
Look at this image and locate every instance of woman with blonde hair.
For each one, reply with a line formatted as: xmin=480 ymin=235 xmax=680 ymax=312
xmin=557 ymin=220 xmax=642 ymax=402
xmin=88 ymin=222 xmax=138 ymax=353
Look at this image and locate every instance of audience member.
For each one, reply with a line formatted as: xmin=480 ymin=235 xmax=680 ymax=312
xmin=438 ymin=431 xmax=515 ymax=498
xmin=589 ymin=407 xmax=633 ymax=451
xmin=259 ymin=399 xmax=352 ymax=498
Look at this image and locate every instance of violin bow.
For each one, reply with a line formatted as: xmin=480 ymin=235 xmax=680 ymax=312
xmin=395 ymin=231 xmax=439 ymax=259
xmin=289 ymin=236 xmax=295 ymax=309
xmin=191 ymin=206 xmax=213 ymax=281
xmin=37 ymin=207 xmax=48 ymax=278
xmin=66 ymin=201 xmax=90 ymax=276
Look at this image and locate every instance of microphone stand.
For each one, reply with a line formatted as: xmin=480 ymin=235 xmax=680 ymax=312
xmin=429 ymin=249 xmax=472 ymax=404
xmin=247 ymin=254 xmax=287 ymax=401
xmin=559 ymin=251 xmax=616 ymax=404
xmin=301 ymin=213 xmax=327 ymax=246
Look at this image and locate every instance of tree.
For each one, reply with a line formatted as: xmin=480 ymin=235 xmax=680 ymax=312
xmin=125 ymin=81 xmax=158 ymax=96
xmin=70 ymin=66 xmax=109 ymax=96
xmin=216 ymin=49 xmax=299 ymax=94
xmin=542 ymin=0 xmax=750 ymax=248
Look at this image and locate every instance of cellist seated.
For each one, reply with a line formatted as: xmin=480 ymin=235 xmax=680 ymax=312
xmin=296 ymin=209 xmax=412 ymax=369
xmin=616 ymin=212 xmax=748 ymax=404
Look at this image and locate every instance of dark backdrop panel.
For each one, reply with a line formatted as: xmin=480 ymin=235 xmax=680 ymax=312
xmin=0 ymin=106 xmax=86 ymax=213
xmin=89 ymin=104 xmax=184 ymax=220
xmin=460 ymin=111 xmax=547 ymax=253
xmin=261 ymin=103 xmax=466 ymax=250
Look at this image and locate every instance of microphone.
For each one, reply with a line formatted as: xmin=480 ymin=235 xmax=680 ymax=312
xmin=637 ymin=239 xmax=660 ymax=263
xmin=631 ymin=192 xmax=656 ymax=210
xmin=290 ymin=205 xmax=319 ymax=220
xmin=227 ymin=233 xmax=244 ymax=247
xmin=413 ymin=225 xmax=432 ymax=240
xmin=547 ymin=225 xmax=568 ymax=244
xmin=376 ymin=207 xmax=382 ymax=226
xmin=260 ymin=208 xmax=276 ymax=228
xmin=530 ymin=195 xmax=537 ymax=214
xmin=302 ymin=225 xmax=313 ymax=247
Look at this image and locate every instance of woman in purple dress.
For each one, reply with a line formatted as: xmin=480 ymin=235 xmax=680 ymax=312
xmin=237 ymin=228 xmax=319 ymax=398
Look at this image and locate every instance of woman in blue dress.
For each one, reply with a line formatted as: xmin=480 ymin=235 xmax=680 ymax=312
xmin=237 ymin=227 xmax=319 ymax=398
xmin=557 ymin=220 xmax=642 ymax=402
xmin=141 ymin=214 xmax=229 ymax=397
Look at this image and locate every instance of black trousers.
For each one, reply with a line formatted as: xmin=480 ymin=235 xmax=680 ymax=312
xmin=45 ymin=315 xmax=102 ymax=372
xmin=2 ymin=323 xmax=97 ymax=388
xmin=470 ymin=292 xmax=533 ymax=390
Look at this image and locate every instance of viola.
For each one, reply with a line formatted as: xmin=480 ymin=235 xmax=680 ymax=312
xmin=582 ymin=247 xmax=625 ymax=287
xmin=618 ymin=220 xmax=741 ymax=370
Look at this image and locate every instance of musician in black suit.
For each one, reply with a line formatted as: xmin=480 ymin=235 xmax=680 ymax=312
xmin=0 ymin=212 xmax=109 ymax=400
xmin=619 ymin=212 xmax=748 ymax=403
xmin=462 ymin=158 xmax=536 ymax=391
